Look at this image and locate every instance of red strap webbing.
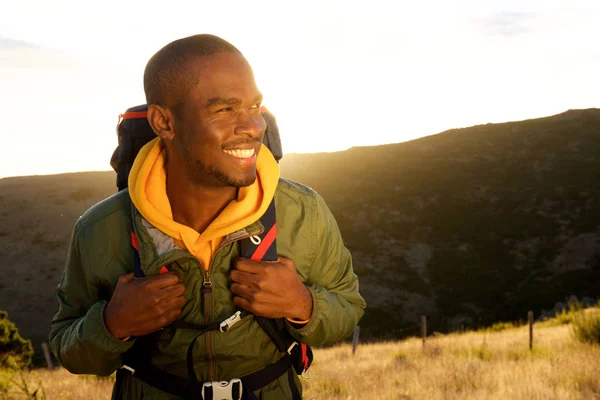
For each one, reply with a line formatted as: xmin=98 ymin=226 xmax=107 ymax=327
xmin=123 ymin=111 xmax=148 ymax=120
xmin=131 ymin=232 xmax=139 ymax=251
xmin=301 ymin=343 xmax=309 ymax=371
xmin=131 ymin=232 xmax=167 ymax=274
xmin=250 ymin=224 xmax=277 ymax=261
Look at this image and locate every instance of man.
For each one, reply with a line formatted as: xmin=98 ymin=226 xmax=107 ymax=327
xmin=50 ymin=34 xmax=365 ymax=400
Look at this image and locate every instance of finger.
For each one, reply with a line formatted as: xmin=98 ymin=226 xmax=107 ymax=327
xmin=157 ymin=308 xmax=182 ymax=329
xmin=276 ymin=257 xmax=294 ymax=268
xmin=233 ymin=296 xmax=254 ymax=313
xmin=116 ymin=272 xmax=135 ymax=287
xmin=145 ymin=272 xmax=181 ymax=289
xmin=153 ymin=295 xmax=186 ymax=320
xmin=234 ymin=258 xmax=263 ymax=273
xmin=160 ymin=294 xmax=187 ymax=313
xmin=230 ymin=270 xmax=259 ymax=287
xmin=231 ymin=283 xmax=256 ymax=300
xmin=158 ymin=283 xmax=186 ymax=301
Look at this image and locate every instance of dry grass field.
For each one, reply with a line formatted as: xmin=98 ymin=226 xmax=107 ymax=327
xmin=2 ymin=310 xmax=599 ymax=400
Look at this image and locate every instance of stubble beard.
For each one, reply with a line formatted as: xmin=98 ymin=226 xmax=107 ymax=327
xmin=175 ymin=137 xmax=257 ymax=188
xmin=189 ymin=157 xmax=256 ymax=188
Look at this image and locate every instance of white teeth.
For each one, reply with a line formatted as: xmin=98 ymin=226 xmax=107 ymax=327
xmin=224 ymin=149 xmax=255 ymax=158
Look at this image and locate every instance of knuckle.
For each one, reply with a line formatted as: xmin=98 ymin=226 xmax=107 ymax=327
xmin=154 ymin=304 xmax=165 ymax=315
xmin=249 ymin=289 xmax=261 ymax=302
xmin=252 ymin=291 xmax=263 ymax=303
xmin=255 ymin=278 xmax=267 ymax=291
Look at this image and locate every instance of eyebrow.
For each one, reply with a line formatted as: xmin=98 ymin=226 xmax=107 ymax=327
xmin=206 ymin=94 xmax=263 ymax=108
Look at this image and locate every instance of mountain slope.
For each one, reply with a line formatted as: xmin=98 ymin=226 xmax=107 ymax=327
xmin=280 ymin=108 xmax=600 ymax=336
xmin=1 ymin=109 xmax=599 ymax=349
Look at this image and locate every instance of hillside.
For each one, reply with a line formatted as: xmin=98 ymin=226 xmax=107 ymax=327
xmin=1 ymin=109 xmax=599 ymax=351
xmin=280 ymin=108 xmax=600 ymax=337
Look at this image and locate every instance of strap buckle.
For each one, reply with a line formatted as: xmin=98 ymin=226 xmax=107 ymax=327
xmin=202 ymin=378 xmax=243 ymax=400
xmin=287 ymin=341 xmax=298 ymax=355
xmin=120 ymin=365 xmax=135 ymax=374
xmin=220 ymin=311 xmax=243 ymax=332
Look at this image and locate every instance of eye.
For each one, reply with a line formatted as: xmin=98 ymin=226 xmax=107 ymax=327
xmin=217 ymin=107 xmax=234 ymax=113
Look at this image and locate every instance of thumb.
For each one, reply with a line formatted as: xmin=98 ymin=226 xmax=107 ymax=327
xmin=116 ymin=272 xmax=135 ymax=287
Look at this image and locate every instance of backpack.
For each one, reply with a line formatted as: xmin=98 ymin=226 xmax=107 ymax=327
xmin=110 ymin=105 xmax=311 ymax=400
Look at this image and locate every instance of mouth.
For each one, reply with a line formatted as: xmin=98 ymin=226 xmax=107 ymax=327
xmin=223 ymin=148 xmax=256 ymax=159
xmin=222 ymin=147 xmax=258 ymax=167
xmin=223 ymin=149 xmax=256 ymax=159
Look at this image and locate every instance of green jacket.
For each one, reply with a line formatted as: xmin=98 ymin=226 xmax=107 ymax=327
xmin=49 ymin=178 xmax=366 ymax=399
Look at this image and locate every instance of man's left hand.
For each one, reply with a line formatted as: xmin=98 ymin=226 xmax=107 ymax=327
xmin=230 ymin=257 xmax=312 ymax=321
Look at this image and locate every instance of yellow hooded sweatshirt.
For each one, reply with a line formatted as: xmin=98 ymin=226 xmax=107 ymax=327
xmin=128 ymin=137 xmax=280 ymax=270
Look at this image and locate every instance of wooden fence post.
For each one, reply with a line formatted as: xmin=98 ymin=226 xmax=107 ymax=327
xmin=421 ymin=315 xmax=427 ymax=347
xmin=41 ymin=341 xmax=55 ymax=370
xmin=352 ymin=325 xmax=360 ymax=355
xmin=528 ymin=311 xmax=534 ymax=351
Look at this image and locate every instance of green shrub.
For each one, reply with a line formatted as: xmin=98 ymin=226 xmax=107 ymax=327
xmin=538 ymin=301 xmax=583 ymax=328
xmin=0 ymin=311 xmax=33 ymax=369
xmin=556 ymin=301 xmax=583 ymax=325
xmin=487 ymin=321 xmax=519 ymax=332
xmin=570 ymin=307 xmax=600 ymax=345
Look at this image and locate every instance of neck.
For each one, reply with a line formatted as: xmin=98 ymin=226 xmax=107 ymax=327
xmin=166 ymin=166 xmax=237 ymax=234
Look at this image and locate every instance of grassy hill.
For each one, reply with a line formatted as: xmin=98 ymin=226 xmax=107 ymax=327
xmin=2 ymin=308 xmax=599 ymax=399
xmin=1 ymin=108 xmax=599 ymax=354
xmin=280 ymin=108 xmax=600 ymax=337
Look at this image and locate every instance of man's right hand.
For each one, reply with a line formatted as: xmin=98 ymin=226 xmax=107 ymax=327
xmin=104 ymin=272 xmax=186 ymax=339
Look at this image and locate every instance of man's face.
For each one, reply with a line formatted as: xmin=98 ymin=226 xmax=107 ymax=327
xmin=171 ymin=52 xmax=266 ymax=188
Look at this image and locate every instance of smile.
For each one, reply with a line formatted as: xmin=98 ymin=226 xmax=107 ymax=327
xmin=223 ymin=148 xmax=256 ymax=159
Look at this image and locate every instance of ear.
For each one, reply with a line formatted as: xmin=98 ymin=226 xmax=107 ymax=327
xmin=147 ymin=104 xmax=175 ymax=141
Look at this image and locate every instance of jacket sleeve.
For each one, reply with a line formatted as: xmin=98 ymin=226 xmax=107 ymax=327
xmin=287 ymin=193 xmax=366 ymax=345
xmin=49 ymin=223 xmax=135 ymax=376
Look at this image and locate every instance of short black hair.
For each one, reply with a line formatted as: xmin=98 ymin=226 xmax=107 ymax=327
xmin=143 ymin=34 xmax=241 ymax=109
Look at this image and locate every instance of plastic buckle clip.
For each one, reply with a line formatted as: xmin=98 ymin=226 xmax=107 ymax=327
xmin=120 ymin=365 xmax=135 ymax=374
xmin=220 ymin=311 xmax=243 ymax=332
xmin=202 ymin=378 xmax=243 ymax=400
xmin=287 ymin=341 xmax=298 ymax=355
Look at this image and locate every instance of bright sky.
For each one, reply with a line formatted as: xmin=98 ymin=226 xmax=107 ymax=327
xmin=1 ymin=0 xmax=599 ymax=178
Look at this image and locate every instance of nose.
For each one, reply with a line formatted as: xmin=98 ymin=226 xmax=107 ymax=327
xmin=234 ymin=110 xmax=265 ymax=138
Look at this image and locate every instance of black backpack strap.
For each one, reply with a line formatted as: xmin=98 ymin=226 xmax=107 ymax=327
xmin=118 ymin=353 xmax=295 ymax=400
xmin=130 ymin=228 xmax=144 ymax=278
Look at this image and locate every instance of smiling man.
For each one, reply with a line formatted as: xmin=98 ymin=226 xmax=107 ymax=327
xmin=49 ymin=34 xmax=365 ymax=400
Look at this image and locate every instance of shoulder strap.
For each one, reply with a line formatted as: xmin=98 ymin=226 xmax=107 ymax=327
xmin=240 ymin=199 xmax=277 ymax=261
xmin=238 ymin=200 xmax=300 ymax=353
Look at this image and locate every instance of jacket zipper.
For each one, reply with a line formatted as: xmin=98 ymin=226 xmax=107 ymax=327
xmin=201 ymin=227 xmax=263 ymax=382
xmin=202 ymin=268 xmax=214 ymax=381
